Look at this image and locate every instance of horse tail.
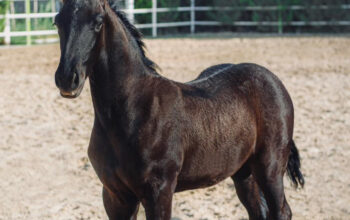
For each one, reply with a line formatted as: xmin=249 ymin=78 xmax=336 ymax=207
xmin=287 ymin=140 xmax=305 ymax=188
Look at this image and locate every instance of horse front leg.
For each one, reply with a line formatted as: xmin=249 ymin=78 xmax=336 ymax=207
xmin=103 ymin=187 xmax=140 ymax=220
xmin=141 ymin=171 xmax=179 ymax=220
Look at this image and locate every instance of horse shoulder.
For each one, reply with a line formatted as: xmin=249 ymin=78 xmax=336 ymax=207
xmin=136 ymin=78 xmax=185 ymax=165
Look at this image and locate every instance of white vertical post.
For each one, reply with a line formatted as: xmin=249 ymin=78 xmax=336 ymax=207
xmin=152 ymin=0 xmax=157 ymax=37
xmin=126 ymin=0 xmax=134 ymax=24
xmin=4 ymin=8 xmax=11 ymax=45
xmin=34 ymin=0 xmax=38 ymax=28
xmin=51 ymin=0 xmax=56 ymax=23
xmin=190 ymin=0 xmax=195 ymax=34
xmin=25 ymin=0 xmax=31 ymax=46
xmin=10 ymin=1 xmax=16 ymax=29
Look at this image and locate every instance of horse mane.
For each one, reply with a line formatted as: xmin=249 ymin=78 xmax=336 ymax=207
xmin=108 ymin=0 xmax=159 ymax=73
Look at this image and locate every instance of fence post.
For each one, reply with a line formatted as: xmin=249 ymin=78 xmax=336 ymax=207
xmin=4 ymin=7 xmax=11 ymax=45
xmin=51 ymin=0 xmax=56 ymax=23
xmin=25 ymin=0 xmax=31 ymax=45
xmin=152 ymin=0 xmax=157 ymax=37
xmin=277 ymin=0 xmax=283 ymax=34
xmin=10 ymin=0 xmax=16 ymax=30
xmin=34 ymin=0 xmax=38 ymax=28
xmin=126 ymin=0 xmax=134 ymax=24
xmin=190 ymin=0 xmax=195 ymax=34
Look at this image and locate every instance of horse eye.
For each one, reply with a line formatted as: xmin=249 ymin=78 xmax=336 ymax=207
xmin=96 ymin=15 xmax=104 ymax=23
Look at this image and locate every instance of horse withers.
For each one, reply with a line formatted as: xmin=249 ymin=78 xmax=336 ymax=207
xmin=54 ymin=0 xmax=304 ymax=219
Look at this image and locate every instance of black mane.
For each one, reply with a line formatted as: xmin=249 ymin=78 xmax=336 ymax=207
xmin=108 ymin=1 xmax=158 ymax=73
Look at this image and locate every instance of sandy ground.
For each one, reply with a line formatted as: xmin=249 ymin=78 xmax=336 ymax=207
xmin=0 ymin=36 xmax=349 ymax=220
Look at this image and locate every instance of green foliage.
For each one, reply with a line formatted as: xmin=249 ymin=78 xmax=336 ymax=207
xmin=4 ymin=0 xmax=350 ymax=43
xmin=0 ymin=0 xmax=9 ymax=32
xmin=135 ymin=0 xmax=181 ymax=24
xmin=9 ymin=0 xmax=56 ymax=45
xmin=0 ymin=0 xmax=9 ymax=44
xmin=135 ymin=0 xmax=152 ymax=9
xmin=33 ymin=1 xmax=55 ymax=31
xmin=209 ymin=0 xmax=350 ymax=33
xmin=158 ymin=0 xmax=181 ymax=23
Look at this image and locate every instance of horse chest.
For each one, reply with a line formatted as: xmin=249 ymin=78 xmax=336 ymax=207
xmin=88 ymin=128 xmax=140 ymax=192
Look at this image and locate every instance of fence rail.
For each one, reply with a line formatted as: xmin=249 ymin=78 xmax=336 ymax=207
xmin=1 ymin=0 xmax=350 ymax=45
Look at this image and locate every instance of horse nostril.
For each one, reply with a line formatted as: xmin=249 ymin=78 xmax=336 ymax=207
xmin=71 ymin=72 xmax=80 ymax=90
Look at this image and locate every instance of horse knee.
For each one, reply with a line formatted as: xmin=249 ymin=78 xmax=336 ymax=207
xmin=282 ymin=200 xmax=292 ymax=220
xmin=102 ymin=187 xmax=139 ymax=220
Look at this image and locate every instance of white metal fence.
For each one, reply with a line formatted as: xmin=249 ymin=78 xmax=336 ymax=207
xmin=1 ymin=0 xmax=350 ymax=45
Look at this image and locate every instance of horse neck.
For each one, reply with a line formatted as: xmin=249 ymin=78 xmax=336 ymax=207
xmin=89 ymin=8 xmax=153 ymax=130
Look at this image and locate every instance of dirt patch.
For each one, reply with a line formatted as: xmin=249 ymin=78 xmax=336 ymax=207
xmin=0 ymin=37 xmax=349 ymax=219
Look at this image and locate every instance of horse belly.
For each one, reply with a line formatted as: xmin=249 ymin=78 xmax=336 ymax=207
xmin=176 ymin=135 xmax=255 ymax=192
xmin=176 ymin=91 xmax=257 ymax=191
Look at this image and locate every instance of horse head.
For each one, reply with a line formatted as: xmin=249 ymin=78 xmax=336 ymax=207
xmin=54 ymin=0 xmax=107 ymax=98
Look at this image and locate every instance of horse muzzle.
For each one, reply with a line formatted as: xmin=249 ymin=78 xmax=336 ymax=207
xmin=55 ymin=69 xmax=86 ymax=99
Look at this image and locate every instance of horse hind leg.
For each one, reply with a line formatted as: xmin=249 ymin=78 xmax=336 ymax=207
xmin=232 ymin=160 xmax=269 ymax=220
xmin=251 ymin=142 xmax=293 ymax=220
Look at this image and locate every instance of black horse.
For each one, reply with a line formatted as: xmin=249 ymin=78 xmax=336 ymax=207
xmin=54 ymin=0 xmax=304 ymax=219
